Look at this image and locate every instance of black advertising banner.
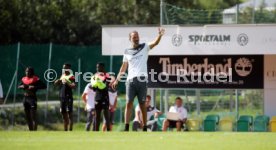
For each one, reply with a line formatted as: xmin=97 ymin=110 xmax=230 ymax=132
xmin=147 ymin=55 xmax=264 ymax=89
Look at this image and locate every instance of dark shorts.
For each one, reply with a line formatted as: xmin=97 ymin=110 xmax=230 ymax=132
xmin=103 ymin=111 xmax=115 ymax=125
xmin=95 ymin=99 xmax=109 ymax=110
xmin=169 ymin=120 xmax=184 ymax=128
xmin=60 ymin=97 xmax=73 ymax=113
xmin=126 ymin=76 xmax=147 ymax=104
xmin=23 ymin=97 xmax=37 ymax=110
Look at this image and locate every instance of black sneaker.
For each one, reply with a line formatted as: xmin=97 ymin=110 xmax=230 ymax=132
xmin=124 ymin=124 xmax=129 ymax=131
xmin=143 ymin=126 xmax=147 ymax=132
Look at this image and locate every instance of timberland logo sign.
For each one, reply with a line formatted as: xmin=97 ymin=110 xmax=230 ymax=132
xmin=188 ymin=34 xmax=231 ymax=45
xmin=147 ymin=55 xmax=263 ymax=89
xmin=158 ymin=57 xmax=253 ymax=78
xmin=234 ymin=57 xmax=253 ymax=77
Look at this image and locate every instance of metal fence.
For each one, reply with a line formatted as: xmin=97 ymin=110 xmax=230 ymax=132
xmin=161 ymin=1 xmax=276 ymax=25
xmin=0 ymin=43 xmax=124 ymax=129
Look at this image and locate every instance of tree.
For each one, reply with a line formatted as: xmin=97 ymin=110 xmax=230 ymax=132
xmin=0 ymin=0 xmax=272 ymax=45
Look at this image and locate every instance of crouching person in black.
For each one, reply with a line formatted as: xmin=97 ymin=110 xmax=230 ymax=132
xmin=91 ymin=62 xmax=111 ymax=131
xmin=18 ymin=67 xmax=46 ymax=131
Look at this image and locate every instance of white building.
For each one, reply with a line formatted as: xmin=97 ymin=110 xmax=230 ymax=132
xmin=223 ymin=0 xmax=276 ymax=24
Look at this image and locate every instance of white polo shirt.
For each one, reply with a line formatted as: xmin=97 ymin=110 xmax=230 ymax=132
xmin=169 ymin=105 xmax=188 ymax=120
xmin=133 ymin=105 xmax=160 ymax=122
xmin=123 ymin=43 xmax=150 ymax=81
xmin=83 ymin=83 xmax=95 ymax=111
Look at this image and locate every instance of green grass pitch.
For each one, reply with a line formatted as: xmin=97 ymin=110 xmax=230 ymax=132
xmin=1 ymin=131 xmax=276 ymax=150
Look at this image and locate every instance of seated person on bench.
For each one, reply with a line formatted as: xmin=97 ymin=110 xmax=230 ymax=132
xmin=162 ymin=97 xmax=187 ymax=132
xmin=132 ymin=95 xmax=162 ymax=131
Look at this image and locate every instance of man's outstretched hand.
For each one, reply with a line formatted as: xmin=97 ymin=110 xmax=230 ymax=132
xmin=149 ymin=27 xmax=165 ymax=49
xmin=158 ymin=27 xmax=165 ymax=36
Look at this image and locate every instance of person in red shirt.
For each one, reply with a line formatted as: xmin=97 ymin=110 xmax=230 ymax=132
xmin=18 ymin=67 xmax=46 ymax=131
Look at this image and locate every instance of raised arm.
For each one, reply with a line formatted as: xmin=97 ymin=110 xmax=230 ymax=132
xmin=148 ymin=27 xmax=165 ymax=49
xmin=112 ymin=62 xmax=128 ymax=89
